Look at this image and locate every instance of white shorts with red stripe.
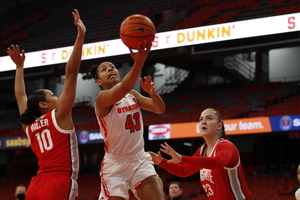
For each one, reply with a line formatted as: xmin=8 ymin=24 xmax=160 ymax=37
xmin=98 ymin=149 xmax=158 ymax=200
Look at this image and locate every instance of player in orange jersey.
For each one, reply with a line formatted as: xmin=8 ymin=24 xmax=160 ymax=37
xmin=90 ymin=42 xmax=166 ymax=200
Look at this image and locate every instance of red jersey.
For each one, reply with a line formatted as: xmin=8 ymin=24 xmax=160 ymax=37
xmin=25 ymin=109 xmax=79 ymax=176
xmin=160 ymin=139 xmax=251 ymax=200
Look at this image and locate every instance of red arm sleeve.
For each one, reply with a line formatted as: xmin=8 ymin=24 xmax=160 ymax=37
xmin=181 ymin=141 xmax=239 ymax=169
xmin=159 ymin=149 xmax=202 ymax=177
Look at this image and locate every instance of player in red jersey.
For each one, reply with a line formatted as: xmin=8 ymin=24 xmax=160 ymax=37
xmin=150 ymin=108 xmax=251 ymax=200
xmin=89 ymin=42 xmax=166 ymax=200
xmin=7 ymin=9 xmax=86 ymax=200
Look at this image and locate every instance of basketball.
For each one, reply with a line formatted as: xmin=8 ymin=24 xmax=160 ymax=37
xmin=120 ymin=14 xmax=156 ymax=49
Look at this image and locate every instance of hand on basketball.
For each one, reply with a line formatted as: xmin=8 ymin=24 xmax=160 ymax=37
xmin=129 ymin=41 xmax=151 ymax=65
xmin=160 ymin=142 xmax=182 ymax=163
xmin=7 ymin=44 xmax=25 ymax=68
xmin=139 ymin=75 xmax=155 ymax=95
xmin=72 ymin=9 xmax=86 ymax=36
xmin=148 ymin=151 xmax=163 ymax=165
xmin=120 ymin=14 xmax=155 ymax=50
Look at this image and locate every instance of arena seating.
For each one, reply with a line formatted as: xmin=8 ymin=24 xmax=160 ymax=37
xmin=0 ymin=0 xmax=188 ymax=55
xmin=1 ymin=1 xmax=300 ymax=199
xmin=1 ymin=81 xmax=297 ymax=134
xmin=0 ymin=176 xmax=31 ymax=200
xmin=2 ymin=0 xmax=300 ymax=55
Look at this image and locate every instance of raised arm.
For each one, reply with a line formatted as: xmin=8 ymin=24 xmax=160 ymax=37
xmin=7 ymin=45 xmax=27 ymax=117
xmin=95 ymin=42 xmax=152 ymax=108
xmin=56 ymin=9 xmax=86 ymax=124
xmin=131 ymin=75 xmax=165 ymax=114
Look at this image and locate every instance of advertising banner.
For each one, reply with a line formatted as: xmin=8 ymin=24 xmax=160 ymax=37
xmin=77 ymin=130 xmax=104 ymax=145
xmin=148 ymin=116 xmax=289 ymax=140
xmin=0 ymin=136 xmax=30 ymax=150
xmin=1 ymin=115 xmax=299 ymax=148
xmin=1 ymin=12 xmax=300 ymax=72
xmin=269 ymin=114 xmax=300 ymax=132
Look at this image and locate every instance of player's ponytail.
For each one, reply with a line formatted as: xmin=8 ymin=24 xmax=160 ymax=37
xmin=220 ymin=122 xmax=229 ymax=140
xmin=20 ymin=89 xmax=45 ymax=125
xmin=20 ymin=109 xmax=36 ymax=125
xmin=90 ymin=64 xmax=99 ymax=81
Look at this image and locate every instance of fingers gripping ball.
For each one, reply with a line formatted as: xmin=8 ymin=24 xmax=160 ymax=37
xmin=120 ymin=14 xmax=156 ymax=49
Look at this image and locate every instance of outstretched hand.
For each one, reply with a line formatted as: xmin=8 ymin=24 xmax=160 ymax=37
xmin=7 ymin=44 xmax=25 ymax=68
xmin=139 ymin=75 xmax=155 ymax=95
xmin=160 ymin=142 xmax=182 ymax=163
xmin=129 ymin=41 xmax=151 ymax=65
xmin=72 ymin=9 xmax=86 ymax=36
xmin=148 ymin=151 xmax=163 ymax=165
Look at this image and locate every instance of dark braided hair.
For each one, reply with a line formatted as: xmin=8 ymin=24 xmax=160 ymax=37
xmin=20 ymin=89 xmax=45 ymax=125
xmin=90 ymin=64 xmax=103 ymax=90
xmin=90 ymin=62 xmax=115 ymax=90
xmin=90 ymin=64 xmax=99 ymax=81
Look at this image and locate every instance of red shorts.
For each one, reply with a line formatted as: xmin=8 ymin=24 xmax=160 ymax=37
xmin=26 ymin=172 xmax=78 ymax=200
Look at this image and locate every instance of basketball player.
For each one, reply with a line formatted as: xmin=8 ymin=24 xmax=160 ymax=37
xmin=90 ymin=42 xmax=166 ymax=200
xmin=150 ymin=108 xmax=251 ymax=200
xmin=7 ymin=9 xmax=85 ymax=200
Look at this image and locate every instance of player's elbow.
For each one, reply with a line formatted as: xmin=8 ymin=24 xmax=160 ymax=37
xmin=156 ymin=107 xmax=166 ymax=114
xmin=157 ymin=110 xmax=165 ymax=115
xmin=157 ymin=104 xmax=166 ymax=114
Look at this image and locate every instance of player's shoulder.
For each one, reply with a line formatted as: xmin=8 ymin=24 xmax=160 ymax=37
xmin=129 ymin=90 xmax=143 ymax=101
xmin=94 ymin=90 xmax=110 ymax=105
xmin=129 ymin=89 xmax=139 ymax=96
xmin=218 ymin=139 xmax=240 ymax=154
xmin=218 ymin=139 xmax=236 ymax=147
xmin=194 ymin=146 xmax=203 ymax=156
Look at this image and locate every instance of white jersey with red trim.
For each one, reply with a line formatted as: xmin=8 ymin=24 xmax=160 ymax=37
xmin=96 ymin=93 xmax=144 ymax=156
